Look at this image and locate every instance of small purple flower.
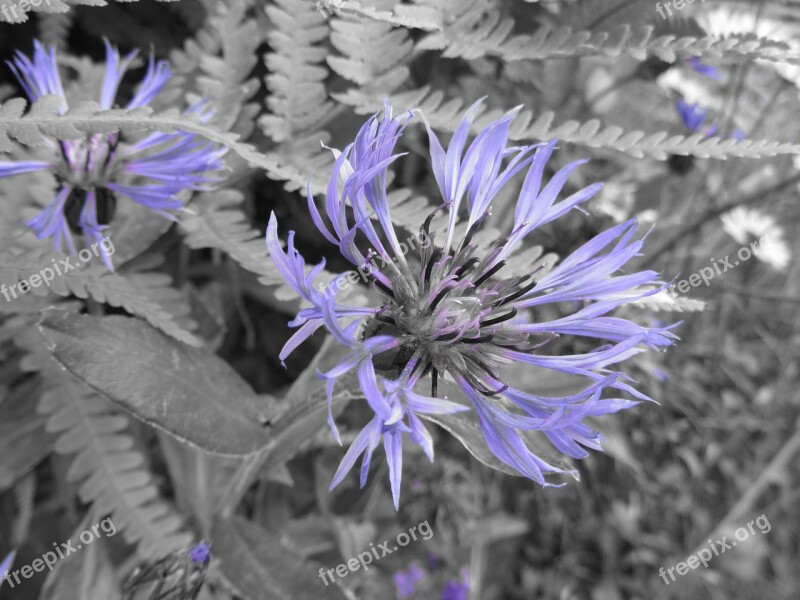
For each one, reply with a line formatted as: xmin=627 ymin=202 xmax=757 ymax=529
xmin=189 ymin=541 xmax=211 ymax=565
xmin=440 ymin=569 xmax=469 ymax=600
xmin=687 ymin=57 xmax=723 ymax=81
xmin=1 ymin=40 xmax=225 ymax=270
xmin=731 ymin=128 xmax=746 ymax=141
xmin=675 ymin=100 xmax=710 ymax=134
xmin=269 ymin=99 xmax=677 ymax=509
xmin=1 ymin=550 xmax=15 ymax=586
xmin=427 ymin=553 xmax=441 ymax=571
xmin=393 ymin=563 xmax=426 ymax=598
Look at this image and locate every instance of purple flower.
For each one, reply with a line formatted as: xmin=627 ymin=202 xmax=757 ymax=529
xmin=675 ymin=100 xmax=714 ymax=136
xmin=269 ymin=99 xmax=677 ymax=509
xmin=686 ymin=57 xmax=723 ymax=81
xmin=189 ymin=541 xmax=211 ymax=565
xmin=393 ymin=563 xmax=426 ymax=598
xmin=731 ymin=128 xmax=746 ymax=141
xmin=1 ymin=550 xmax=15 ymax=587
xmin=440 ymin=569 xmax=469 ymax=600
xmin=1 ymin=40 xmax=225 ymax=270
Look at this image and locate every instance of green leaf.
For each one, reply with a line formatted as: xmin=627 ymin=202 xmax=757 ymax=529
xmin=212 ymin=515 xmax=347 ymax=600
xmin=38 ymin=310 xmax=272 ymax=457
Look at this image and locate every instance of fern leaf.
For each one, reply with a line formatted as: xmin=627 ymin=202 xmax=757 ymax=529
xmin=180 ymin=190 xmax=283 ymax=287
xmin=343 ymin=90 xmax=800 ymax=160
xmin=38 ymin=11 xmax=73 ymax=47
xmin=17 ymin=331 xmax=193 ymax=559
xmin=261 ymin=0 xmax=337 ymax=190
xmin=413 ymin=1 xmax=800 ymax=66
xmin=0 ymin=97 xmax=311 ymax=188
xmin=319 ymin=0 xmax=441 ymax=30
xmin=328 ymin=0 xmax=415 ymax=99
xmin=193 ymin=0 xmax=262 ymax=136
xmin=0 ymin=248 xmax=200 ymax=346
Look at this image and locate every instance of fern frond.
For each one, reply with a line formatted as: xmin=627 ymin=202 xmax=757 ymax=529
xmin=180 ymin=190 xmax=282 ymax=287
xmin=194 ymin=0 xmax=262 ymax=136
xmin=344 ymin=90 xmax=800 ymax=160
xmin=414 ymin=0 xmax=800 ymax=66
xmin=0 ymin=96 xmax=310 ymax=188
xmin=37 ymin=12 xmax=73 ymax=47
xmin=0 ymin=248 xmax=200 ymax=346
xmin=261 ymin=0 xmax=336 ymax=189
xmin=0 ymin=0 xmax=69 ymax=23
xmin=328 ymin=0 xmax=415 ymax=99
xmin=17 ymin=331 xmax=193 ymax=559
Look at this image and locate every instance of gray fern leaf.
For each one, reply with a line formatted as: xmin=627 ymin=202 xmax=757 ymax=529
xmin=17 ymin=330 xmax=193 ymax=559
xmin=0 ymin=248 xmax=200 ymax=346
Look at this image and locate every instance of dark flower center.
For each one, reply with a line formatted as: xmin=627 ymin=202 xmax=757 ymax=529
xmin=361 ymin=207 xmax=550 ymax=397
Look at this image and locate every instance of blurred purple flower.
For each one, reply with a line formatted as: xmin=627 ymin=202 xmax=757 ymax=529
xmin=731 ymin=128 xmax=747 ymax=141
xmin=393 ymin=563 xmax=426 ymax=598
xmin=189 ymin=541 xmax=211 ymax=565
xmin=0 ymin=40 xmax=225 ymax=270
xmin=440 ymin=569 xmax=469 ymax=600
xmin=1 ymin=550 xmax=15 ymax=587
xmin=269 ymin=99 xmax=677 ymax=509
xmin=687 ymin=57 xmax=723 ymax=81
xmin=675 ymin=100 xmax=709 ymax=133
xmin=427 ymin=553 xmax=442 ymax=571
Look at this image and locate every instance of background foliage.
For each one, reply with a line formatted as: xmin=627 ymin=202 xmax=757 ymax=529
xmin=1 ymin=0 xmax=799 ymax=599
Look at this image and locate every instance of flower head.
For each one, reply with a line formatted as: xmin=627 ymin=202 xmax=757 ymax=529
xmin=269 ymin=100 xmax=677 ymax=509
xmin=1 ymin=40 xmax=225 ymax=270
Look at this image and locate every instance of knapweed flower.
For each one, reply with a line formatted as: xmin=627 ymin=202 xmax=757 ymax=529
xmin=268 ymin=99 xmax=677 ymax=509
xmin=0 ymin=40 xmax=224 ymax=269
xmin=675 ymin=100 xmax=717 ymax=137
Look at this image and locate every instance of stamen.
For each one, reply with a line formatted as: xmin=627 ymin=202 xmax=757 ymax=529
xmin=455 ymin=257 xmax=481 ymax=281
xmin=493 ymin=278 xmax=537 ymax=307
xmin=373 ymin=279 xmax=395 ymax=299
xmin=462 ymin=334 xmax=494 ymax=344
xmin=473 ymin=260 xmax=507 ymax=287
xmin=479 ymin=308 xmax=518 ymax=327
